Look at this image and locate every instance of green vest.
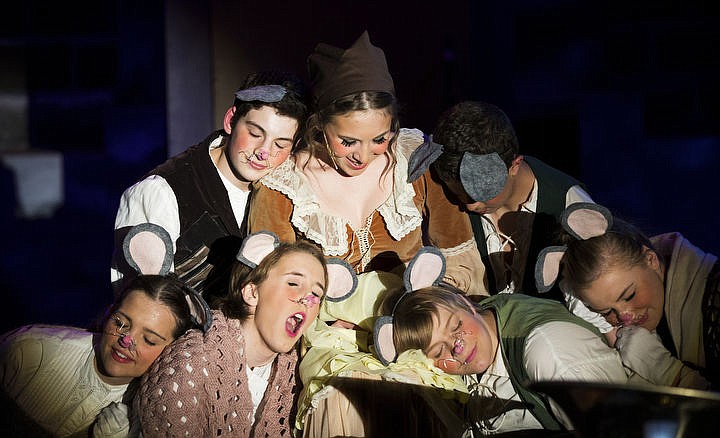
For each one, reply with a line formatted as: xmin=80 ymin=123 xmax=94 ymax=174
xmin=477 ymin=294 xmax=605 ymax=430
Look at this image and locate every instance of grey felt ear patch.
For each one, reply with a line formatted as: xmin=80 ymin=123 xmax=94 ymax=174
xmin=534 ymin=245 xmax=567 ymax=293
xmin=403 ymin=246 xmax=446 ymax=292
xmin=184 ymin=287 xmax=213 ymax=333
xmin=561 ymin=202 xmax=613 ymax=240
xmin=324 ymin=258 xmax=358 ymax=302
xmin=459 ymin=152 xmax=508 ymax=202
xmin=123 ymin=223 xmax=174 ymax=276
xmin=373 ymin=246 xmax=448 ymax=365
xmin=407 ymin=135 xmax=443 ymax=183
xmin=234 ymin=85 xmax=288 ymax=103
xmin=374 ymin=315 xmax=396 ymax=366
xmin=236 ymin=231 xmax=280 ymax=268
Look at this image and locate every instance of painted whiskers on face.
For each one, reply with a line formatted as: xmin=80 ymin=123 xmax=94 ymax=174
xmin=98 ymin=291 xmax=177 ymax=382
xmin=237 ymin=148 xmax=285 ymax=170
xmin=425 ymin=304 xmax=497 ymax=375
xmin=285 ymin=289 xmax=322 ymax=337
xmin=580 ymin=249 xmax=665 ymax=332
xmin=221 ymin=106 xmax=297 ymax=186
xmin=433 ymin=320 xmax=474 ymax=373
xmin=249 ymin=251 xmax=326 ymax=359
xmin=109 ymin=313 xmax=137 ymax=353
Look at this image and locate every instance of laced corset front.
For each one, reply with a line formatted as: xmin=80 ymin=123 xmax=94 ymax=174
xmin=259 ymin=128 xmax=425 ymax=272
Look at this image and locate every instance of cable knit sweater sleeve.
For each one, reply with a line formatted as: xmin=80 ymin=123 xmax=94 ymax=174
xmin=135 ymin=311 xmax=299 ymax=437
xmin=136 ymin=323 xmax=220 ymax=436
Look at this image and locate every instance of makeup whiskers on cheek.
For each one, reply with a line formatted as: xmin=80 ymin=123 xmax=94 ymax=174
xmin=288 ymin=294 xmax=320 ymax=309
xmin=238 ymin=150 xmax=281 ymax=169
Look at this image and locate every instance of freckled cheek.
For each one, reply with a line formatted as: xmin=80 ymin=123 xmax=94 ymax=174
xmin=269 ymin=148 xmax=291 ymax=166
xmin=233 ymin=131 xmax=258 ymax=153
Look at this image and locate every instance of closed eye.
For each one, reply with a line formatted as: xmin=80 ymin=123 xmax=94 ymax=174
xmin=373 ymin=136 xmax=387 ymax=144
xmin=430 ymin=345 xmax=445 ymax=359
xmin=340 ymin=138 xmax=355 ymax=147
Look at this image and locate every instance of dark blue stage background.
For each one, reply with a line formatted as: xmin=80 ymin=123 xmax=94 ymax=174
xmin=1 ymin=1 xmax=718 ymax=334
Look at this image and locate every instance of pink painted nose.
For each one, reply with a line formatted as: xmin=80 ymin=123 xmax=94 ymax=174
xmin=619 ymin=312 xmax=634 ymax=324
xmin=453 ymin=338 xmax=464 ymax=355
xmin=119 ymin=335 xmax=134 ymax=349
xmin=256 ymin=150 xmax=269 ymax=160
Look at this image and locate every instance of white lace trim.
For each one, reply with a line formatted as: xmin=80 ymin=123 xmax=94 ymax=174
xmin=261 ymin=128 xmax=425 ymax=256
xmin=440 ymin=238 xmax=478 ymax=257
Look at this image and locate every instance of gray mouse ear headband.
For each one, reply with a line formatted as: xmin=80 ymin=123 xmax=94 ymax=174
xmin=407 ymin=135 xmax=444 ymax=183
xmin=373 ymin=246 xmax=447 ymax=365
xmin=234 ymin=84 xmax=288 ymax=103
xmin=123 ymin=223 xmax=213 ymax=332
xmin=324 ymin=258 xmax=359 ymax=302
xmin=236 ymin=231 xmax=281 ymax=268
xmin=237 ymin=232 xmax=359 ymax=303
xmin=534 ymin=202 xmax=614 ymax=293
xmin=123 ymin=222 xmax=174 ymax=276
xmin=459 ymin=151 xmax=509 ymax=202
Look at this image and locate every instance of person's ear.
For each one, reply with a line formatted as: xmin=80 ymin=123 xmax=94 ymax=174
xmin=223 ymin=106 xmax=237 ymax=135
xmin=644 ymin=247 xmax=661 ymax=271
xmin=241 ymin=282 xmax=259 ymax=307
xmin=508 ymin=155 xmax=524 ymax=176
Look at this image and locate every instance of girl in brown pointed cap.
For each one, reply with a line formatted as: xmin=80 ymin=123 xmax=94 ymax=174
xmin=247 ymin=31 xmax=490 ymax=437
xmin=248 ymin=31 xmax=486 ymax=294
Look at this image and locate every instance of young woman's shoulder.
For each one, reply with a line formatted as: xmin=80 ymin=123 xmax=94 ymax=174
xmin=149 ymin=311 xmax=243 ymax=372
xmin=524 ymin=321 xmax=626 ymax=383
xmin=395 ymin=128 xmax=425 ymax=160
xmin=1 ymin=325 xmax=90 ymax=351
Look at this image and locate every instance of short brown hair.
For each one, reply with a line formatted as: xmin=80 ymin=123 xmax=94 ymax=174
xmin=214 ymin=240 xmax=327 ymax=320
xmin=431 ymin=101 xmax=518 ymax=191
xmin=384 ymin=285 xmax=475 ymax=355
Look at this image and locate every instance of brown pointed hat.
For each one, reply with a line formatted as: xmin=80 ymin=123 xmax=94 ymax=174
xmin=307 ymin=31 xmax=396 ymax=109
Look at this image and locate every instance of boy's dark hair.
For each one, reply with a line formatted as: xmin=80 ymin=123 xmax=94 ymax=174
xmin=431 ymin=101 xmax=519 ymax=186
xmin=230 ymin=70 xmax=310 ymax=148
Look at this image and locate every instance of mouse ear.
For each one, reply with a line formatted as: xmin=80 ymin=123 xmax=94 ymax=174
xmin=407 ymin=135 xmax=443 ymax=183
xmin=373 ymin=315 xmax=397 ymax=366
xmin=236 ymin=231 xmax=280 ymax=268
xmin=123 ymin=223 xmax=174 ymax=275
xmin=324 ymin=258 xmax=358 ymax=302
xmin=182 ymin=284 xmax=213 ymax=333
xmin=561 ymin=202 xmax=613 ymax=241
xmin=459 ymin=152 xmax=508 ymax=202
xmin=534 ymin=245 xmax=567 ymax=293
xmin=404 ymin=246 xmax=446 ymax=292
